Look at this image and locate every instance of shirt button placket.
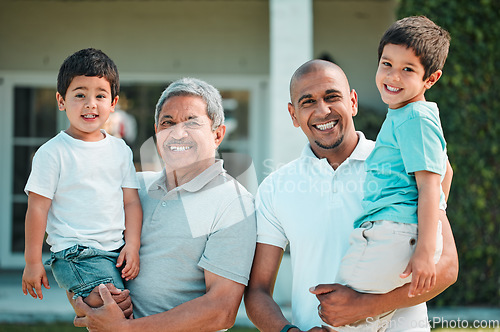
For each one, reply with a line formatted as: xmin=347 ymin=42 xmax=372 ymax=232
xmin=152 ymin=200 xmax=167 ymax=223
xmin=331 ymin=171 xmax=338 ymax=206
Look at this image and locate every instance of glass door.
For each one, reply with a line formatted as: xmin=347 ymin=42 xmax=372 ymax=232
xmin=11 ymin=87 xmax=60 ymax=256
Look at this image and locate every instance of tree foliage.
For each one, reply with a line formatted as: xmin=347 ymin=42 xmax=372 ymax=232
xmin=397 ymin=0 xmax=500 ymax=306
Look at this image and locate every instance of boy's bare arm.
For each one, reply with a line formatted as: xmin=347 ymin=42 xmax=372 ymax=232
xmin=122 ymin=188 xmax=142 ymax=248
xmin=117 ymin=188 xmax=142 ymax=280
xmin=22 ymin=192 xmax=52 ymax=299
xmin=402 ymin=170 xmax=441 ymax=297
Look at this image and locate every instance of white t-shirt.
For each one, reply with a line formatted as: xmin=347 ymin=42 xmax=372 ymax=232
xmin=25 ymin=130 xmax=139 ymax=252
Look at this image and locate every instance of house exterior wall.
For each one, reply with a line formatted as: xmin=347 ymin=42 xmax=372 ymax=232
xmin=314 ymin=0 xmax=397 ymax=112
xmin=0 ymin=0 xmax=395 ymax=171
xmin=0 ymin=0 xmax=270 ymax=75
xmin=0 ymin=1 xmax=396 ymax=313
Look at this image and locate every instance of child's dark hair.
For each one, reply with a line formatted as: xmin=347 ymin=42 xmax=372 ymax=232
xmin=57 ymin=48 xmax=119 ymax=100
xmin=378 ymin=16 xmax=450 ymax=80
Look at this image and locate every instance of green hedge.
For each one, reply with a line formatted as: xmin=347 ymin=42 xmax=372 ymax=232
xmin=396 ymin=0 xmax=500 ymax=306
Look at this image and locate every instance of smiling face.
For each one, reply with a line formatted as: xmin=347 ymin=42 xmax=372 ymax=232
xmin=155 ymin=95 xmax=225 ymax=173
xmin=288 ymin=64 xmax=359 ymax=162
xmin=57 ymin=75 xmax=118 ymax=141
xmin=376 ymin=43 xmax=442 ymax=109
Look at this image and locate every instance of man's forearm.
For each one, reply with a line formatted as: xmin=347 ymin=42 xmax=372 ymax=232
xmin=245 ymin=287 xmax=292 ymax=332
xmin=244 ymin=243 xmax=294 ymax=332
xmin=122 ymin=291 xmax=241 ymax=332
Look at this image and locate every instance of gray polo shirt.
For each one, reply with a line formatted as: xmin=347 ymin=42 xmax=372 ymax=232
xmin=127 ymin=160 xmax=256 ymax=318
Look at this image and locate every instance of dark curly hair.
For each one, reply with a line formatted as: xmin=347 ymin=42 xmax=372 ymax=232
xmin=57 ymin=48 xmax=119 ymax=99
xmin=378 ymin=16 xmax=450 ymax=80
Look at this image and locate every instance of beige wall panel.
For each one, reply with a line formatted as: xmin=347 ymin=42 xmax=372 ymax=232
xmin=314 ymin=0 xmax=397 ymax=112
xmin=0 ymin=0 xmax=269 ymax=75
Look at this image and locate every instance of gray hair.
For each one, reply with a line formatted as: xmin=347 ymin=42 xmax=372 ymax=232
xmin=154 ymin=77 xmax=225 ymax=131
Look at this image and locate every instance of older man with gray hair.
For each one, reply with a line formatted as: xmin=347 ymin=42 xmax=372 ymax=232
xmin=74 ymin=77 xmax=257 ymax=332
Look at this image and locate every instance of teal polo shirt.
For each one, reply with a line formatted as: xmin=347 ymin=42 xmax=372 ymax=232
xmin=356 ymin=101 xmax=447 ymax=228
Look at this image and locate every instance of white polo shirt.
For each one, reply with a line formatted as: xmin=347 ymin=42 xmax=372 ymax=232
xmin=257 ymin=131 xmax=431 ymax=331
xmin=256 ymin=132 xmax=374 ymax=329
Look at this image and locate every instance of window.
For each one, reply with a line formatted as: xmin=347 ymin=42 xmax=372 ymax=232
xmin=11 ymin=87 xmax=59 ymax=254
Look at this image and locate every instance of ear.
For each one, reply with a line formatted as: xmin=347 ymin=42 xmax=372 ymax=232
xmin=288 ymin=102 xmax=300 ymax=128
xmin=56 ymin=92 xmax=66 ymax=111
xmin=350 ymin=89 xmax=359 ymax=117
xmin=213 ymin=124 xmax=226 ymax=148
xmin=424 ymin=70 xmax=442 ymax=89
xmin=110 ymin=96 xmax=119 ymax=113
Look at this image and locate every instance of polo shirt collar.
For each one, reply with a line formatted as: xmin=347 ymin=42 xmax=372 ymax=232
xmin=349 ymin=131 xmax=373 ymax=161
xmin=181 ymin=159 xmax=225 ymax=192
xmin=300 ymin=131 xmax=373 ymax=162
xmin=148 ymin=160 xmax=225 ymax=195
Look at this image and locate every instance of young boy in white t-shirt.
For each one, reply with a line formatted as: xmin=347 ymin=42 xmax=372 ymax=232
xmin=22 ymin=48 xmax=142 ymax=311
xmin=331 ymin=16 xmax=451 ymax=331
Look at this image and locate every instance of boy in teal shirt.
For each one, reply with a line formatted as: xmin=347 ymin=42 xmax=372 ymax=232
xmin=332 ymin=16 xmax=451 ymax=331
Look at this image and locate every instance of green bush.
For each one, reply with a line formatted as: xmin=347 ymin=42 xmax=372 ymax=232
xmin=397 ymin=0 xmax=500 ymax=306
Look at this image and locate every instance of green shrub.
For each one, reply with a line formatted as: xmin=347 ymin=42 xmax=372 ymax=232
xmin=397 ymin=0 xmax=500 ymax=306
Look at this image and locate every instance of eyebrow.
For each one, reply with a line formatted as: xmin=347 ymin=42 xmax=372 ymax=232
xmin=71 ymin=86 xmax=87 ymax=91
xmin=381 ymin=55 xmax=418 ymax=67
xmin=71 ymin=86 xmax=109 ymax=92
xmin=325 ymin=89 xmax=341 ymax=95
xmin=298 ymin=89 xmax=342 ymax=104
xmin=159 ymin=114 xmax=201 ymax=121
xmin=297 ymin=94 xmax=313 ymax=104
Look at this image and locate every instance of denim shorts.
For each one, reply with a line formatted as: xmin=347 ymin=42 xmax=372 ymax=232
xmin=45 ymin=244 xmax=124 ymax=299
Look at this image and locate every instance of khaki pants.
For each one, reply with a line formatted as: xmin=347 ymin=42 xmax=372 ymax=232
xmin=330 ymin=220 xmax=443 ymax=332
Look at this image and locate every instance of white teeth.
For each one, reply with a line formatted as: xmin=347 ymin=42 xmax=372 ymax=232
xmin=83 ymin=114 xmax=97 ymax=119
xmin=316 ymin=120 xmax=338 ymax=131
xmin=386 ymin=85 xmax=401 ymax=92
xmin=169 ymin=146 xmax=191 ymax=152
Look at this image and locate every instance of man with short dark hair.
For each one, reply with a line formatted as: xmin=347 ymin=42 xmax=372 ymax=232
xmin=244 ymin=59 xmax=458 ymax=332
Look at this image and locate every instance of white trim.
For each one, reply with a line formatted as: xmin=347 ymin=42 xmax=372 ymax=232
xmin=0 ymin=71 xmax=58 ymax=268
xmin=0 ymin=74 xmax=15 ymax=267
xmin=268 ymin=0 xmax=312 ymax=167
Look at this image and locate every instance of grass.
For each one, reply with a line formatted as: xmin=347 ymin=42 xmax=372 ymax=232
xmin=0 ymin=324 xmax=499 ymax=332
xmin=0 ymin=323 xmax=258 ymax=332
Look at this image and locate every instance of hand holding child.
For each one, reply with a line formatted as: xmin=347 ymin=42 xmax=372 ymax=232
xmin=22 ymin=262 xmax=50 ymax=299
